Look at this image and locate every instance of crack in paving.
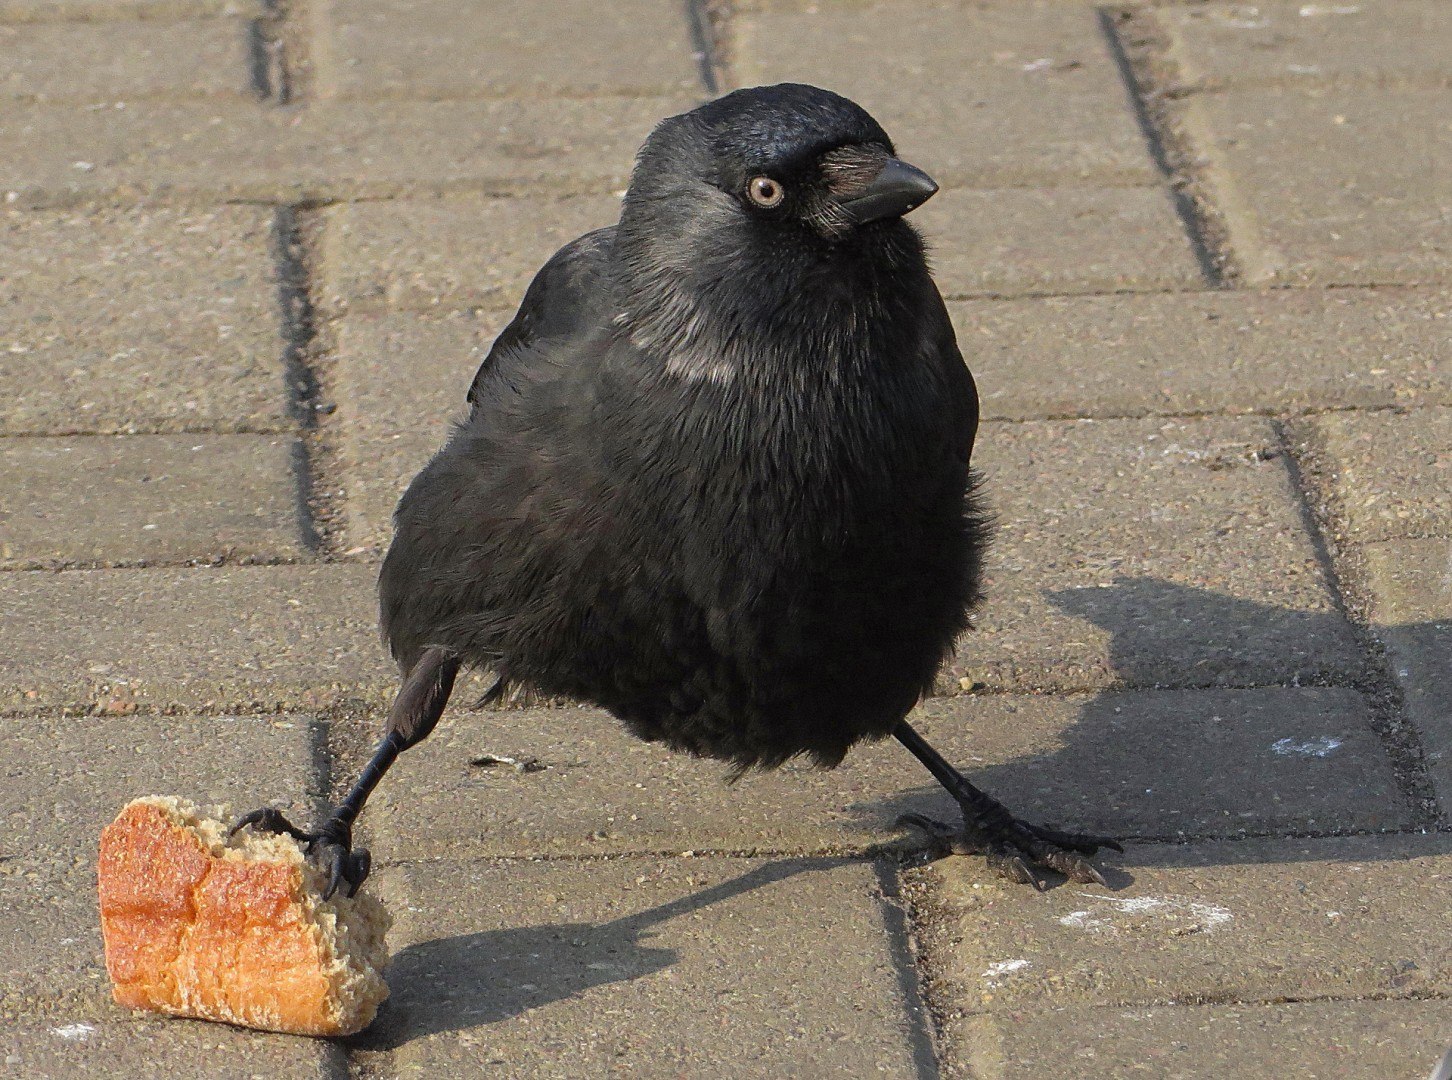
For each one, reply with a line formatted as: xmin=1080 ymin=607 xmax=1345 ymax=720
xmin=687 ymin=0 xmax=733 ymax=95
xmin=1276 ymin=419 xmax=1442 ymax=828
xmin=247 ymin=13 xmax=289 ymax=106
xmin=271 ymin=204 xmax=346 ymax=557
xmin=1099 ymin=5 xmax=1240 ymax=287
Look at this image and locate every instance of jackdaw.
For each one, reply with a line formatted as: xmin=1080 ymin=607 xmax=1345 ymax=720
xmin=237 ymin=83 xmax=1119 ymax=895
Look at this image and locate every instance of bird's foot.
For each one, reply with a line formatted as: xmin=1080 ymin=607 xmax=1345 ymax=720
xmin=230 ymin=807 xmax=372 ymax=900
xmin=898 ymin=810 xmax=1121 ymax=890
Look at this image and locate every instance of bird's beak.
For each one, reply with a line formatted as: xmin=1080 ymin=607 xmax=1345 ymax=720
xmin=839 ymin=157 xmax=939 ymax=224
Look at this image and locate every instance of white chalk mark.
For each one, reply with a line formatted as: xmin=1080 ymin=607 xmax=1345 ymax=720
xmin=983 ymin=958 xmax=1031 ymax=986
xmin=1272 ymin=736 xmax=1343 ymax=757
xmin=1061 ymin=893 xmax=1233 ymax=934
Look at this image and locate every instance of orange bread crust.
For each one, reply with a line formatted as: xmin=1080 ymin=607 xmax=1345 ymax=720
xmin=98 ymin=797 xmax=389 ymax=1037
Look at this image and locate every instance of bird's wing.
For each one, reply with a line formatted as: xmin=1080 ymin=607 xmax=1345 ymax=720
xmin=381 ymin=226 xmax=619 ymax=671
xmin=923 ymin=285 xmax=980 ymax=467
xmin=466 ymin=226 xmax=616 ymax=408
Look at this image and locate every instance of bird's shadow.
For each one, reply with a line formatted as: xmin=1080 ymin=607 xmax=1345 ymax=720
xmin=348 ymin=575 xmax=1447 ymax=1050
xmin=842 ymin=576 xmax=1440 ymax=868
xmin=349 ymin=858 xmax=854 ymax=1052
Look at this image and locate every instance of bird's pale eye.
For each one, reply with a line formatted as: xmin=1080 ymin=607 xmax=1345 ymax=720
xmin=746 ymin=176 xmax=785 ymax=208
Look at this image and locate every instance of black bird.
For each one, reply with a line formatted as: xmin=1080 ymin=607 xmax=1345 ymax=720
xmin=236 ymin=84 xmax=1119 ymax=896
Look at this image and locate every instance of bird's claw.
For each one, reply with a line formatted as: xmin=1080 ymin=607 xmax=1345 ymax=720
xmin=230 ymin=808 xmax=372 ymax=900
xmin=312 ymin=838 xmax=371 ymax=901
xmin=897 ymin=810 xmax=1118 ymax=889
xmin=230 ymin=807 xmax=312 ymax=843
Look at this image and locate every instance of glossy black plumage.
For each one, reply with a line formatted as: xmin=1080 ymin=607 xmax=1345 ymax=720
xmin=379 ymin=83 xmax=988 ymax=770
xmin=235 ymin=85 xmax=1119 ymax=898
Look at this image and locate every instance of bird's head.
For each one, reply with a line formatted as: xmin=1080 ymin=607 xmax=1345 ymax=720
xmin=621 ymin=82 xmax=936 ymax=246
xmin=612 ymin=84 xmax=940 ymax=381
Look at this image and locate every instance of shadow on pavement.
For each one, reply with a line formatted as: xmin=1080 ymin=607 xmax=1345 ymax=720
xmin=353 ymin=575 xmax=1445 ymax=1047
xmin=846 ymin=576 xmax=1439 ymax=868
xmin=352 ymin=858 xmax=851 ymax=1051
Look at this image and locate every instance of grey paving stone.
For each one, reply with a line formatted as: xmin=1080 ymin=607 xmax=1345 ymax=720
xmin=1187 ymin=87 xmax=1452 ymax=285
xmin=332 ymin=310 xmax=499 ymax=550
xmin=957 ymin=416 xmax=1364 ymax=691
xmin=916 ymin=185 xmax=1203 ymax=297
xmin=0 ymin=564 xmax=391 ymax=712
xmin=0 ymin=18 xmax=252 ymax=103
xmin=0 ymin=205 xmax=287 ymax=437
xmin=0 ymin=712 xmax=317 ymax=1007
xmin=353 ymin=857 xmax=930 ymax=1077
xmin=0 ymin=0 xmax=254 ymax=17
xmin=1311 ymin=407 xmax=1452 ymax=543
xmin=0 ymin=433 xmax=305 ymax=568
xmin=1160 ymin=0 xmax=1452 ymax=89
xmin=955 ymin=286 xmax=1452 ymax=421
xmin=0 ymin=96 xmax=692 ymax=207
xmin=1362 ymin=538 xmax=1452 ymax=816
xmin=319 ymin=193 xmax=622 ymax=315
xmin=0 ymin=1018 xmax=339 ymax=1080
xmin=947 ymin=999 xmax=1452 ymax=1080
xmin=906 ymin=833 xmax=1452 ymax=1014
xmin=328 ymin=0 xmax=699 ymax=99
xmin=733 ymin=0 xmax=1159 ymax=186
xmin=364 ymin=686 xmax=1403 ymax=863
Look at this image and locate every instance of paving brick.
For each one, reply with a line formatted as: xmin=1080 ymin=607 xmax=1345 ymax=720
xmin=1362 ymin=538 xmax=1452 ymax=815
xmin=1160 ymin=0 xmax=1452 ymax=89
xmin=955 ymin=286 xmax=1452 ymax=421
xmin=319 ymin=193 xmax=622 ymax=315
xmin=0 ymin=97 xmax=691 ymax=207
xmin=734 ymin=0 xmax=1159 ymax=186
xmin=0 ymin=18 xmax=252 ymax=103
xmin=1187 ymin=87 xmax=1452 ymax=285
xmin=916 ymin=185 xmax=1202 ymax=297
xmin=364 ymin=686 xmax=1403 ymax=862
xmin=354 ymin=857 xmax=930 ymax=1077
xmin=0 ymin=564 xmax=391 ymax=712
xmin=328 ymin=0 xmax=699 ymax=99
xmin=0 ymin=205 xmax=286 ymax=437
xmin=1311 ymin=407 xmax=1452 ymax=543
xmin=0 ymin=0 xmax=253 ymax=18
xmin=947 ymin=999 xmax=1452 ymax=1080
xmin=0 ymin=712 xmax=317 ymax=1007
xmin=907 ymin=833 xmax=1452 ymax=1014
xmin=956 ymin=416 xmax=1363 ymax=691
xmin=0 ymin=1018 xmax=339 ymax=1080
xmin=332 ymin=310 xmax=498 ymax=550
xmin=0 ymin=433 xmax=304 ymax=568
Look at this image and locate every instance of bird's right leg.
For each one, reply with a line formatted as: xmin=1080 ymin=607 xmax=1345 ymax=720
xmin=894 ymin=720 xmax=1121 ymax=889
xmin=232 ymin=646 xmax=461 ymax=899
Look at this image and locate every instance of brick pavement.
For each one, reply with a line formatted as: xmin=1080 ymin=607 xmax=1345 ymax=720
xmin=0 ymin=1 xmax=1448 ymax=1077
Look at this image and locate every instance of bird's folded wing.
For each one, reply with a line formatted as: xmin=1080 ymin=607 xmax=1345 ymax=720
xmin=466 ymin=226 xmax=617 ymax=409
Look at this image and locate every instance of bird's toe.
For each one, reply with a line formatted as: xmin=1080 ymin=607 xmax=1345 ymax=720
xmin=902 ymin=808 xmax=1118 ymax=889
xmin=985 ymin=848 xmax=1046 ymax=890
xmin=1019 ymin=819 xmax=1123 ymax=856
xmin=315 ymin=841 xmax=371 ymax=900
xmin=229 ymin=806 xmax=313 ymax=843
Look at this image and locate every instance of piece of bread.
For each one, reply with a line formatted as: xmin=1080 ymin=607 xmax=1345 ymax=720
xmin=97 ymin=796 xmax=390 ymax=1037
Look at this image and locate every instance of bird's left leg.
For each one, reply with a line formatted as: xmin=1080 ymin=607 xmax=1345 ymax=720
xmin=894 ymin=720 xmax=1121 ymax=889
xmin=232 ymin=647 xmax=462 ymax=898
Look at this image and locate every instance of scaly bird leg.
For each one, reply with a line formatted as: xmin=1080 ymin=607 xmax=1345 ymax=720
xmin=232 ymin=647 xmax=461 ymax=899
xmin=894 ymin=720 xmax=1121 ymax=890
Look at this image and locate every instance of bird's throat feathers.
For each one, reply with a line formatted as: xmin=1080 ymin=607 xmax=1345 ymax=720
xmin=610 ymin=204 xmax=933 ymax=395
